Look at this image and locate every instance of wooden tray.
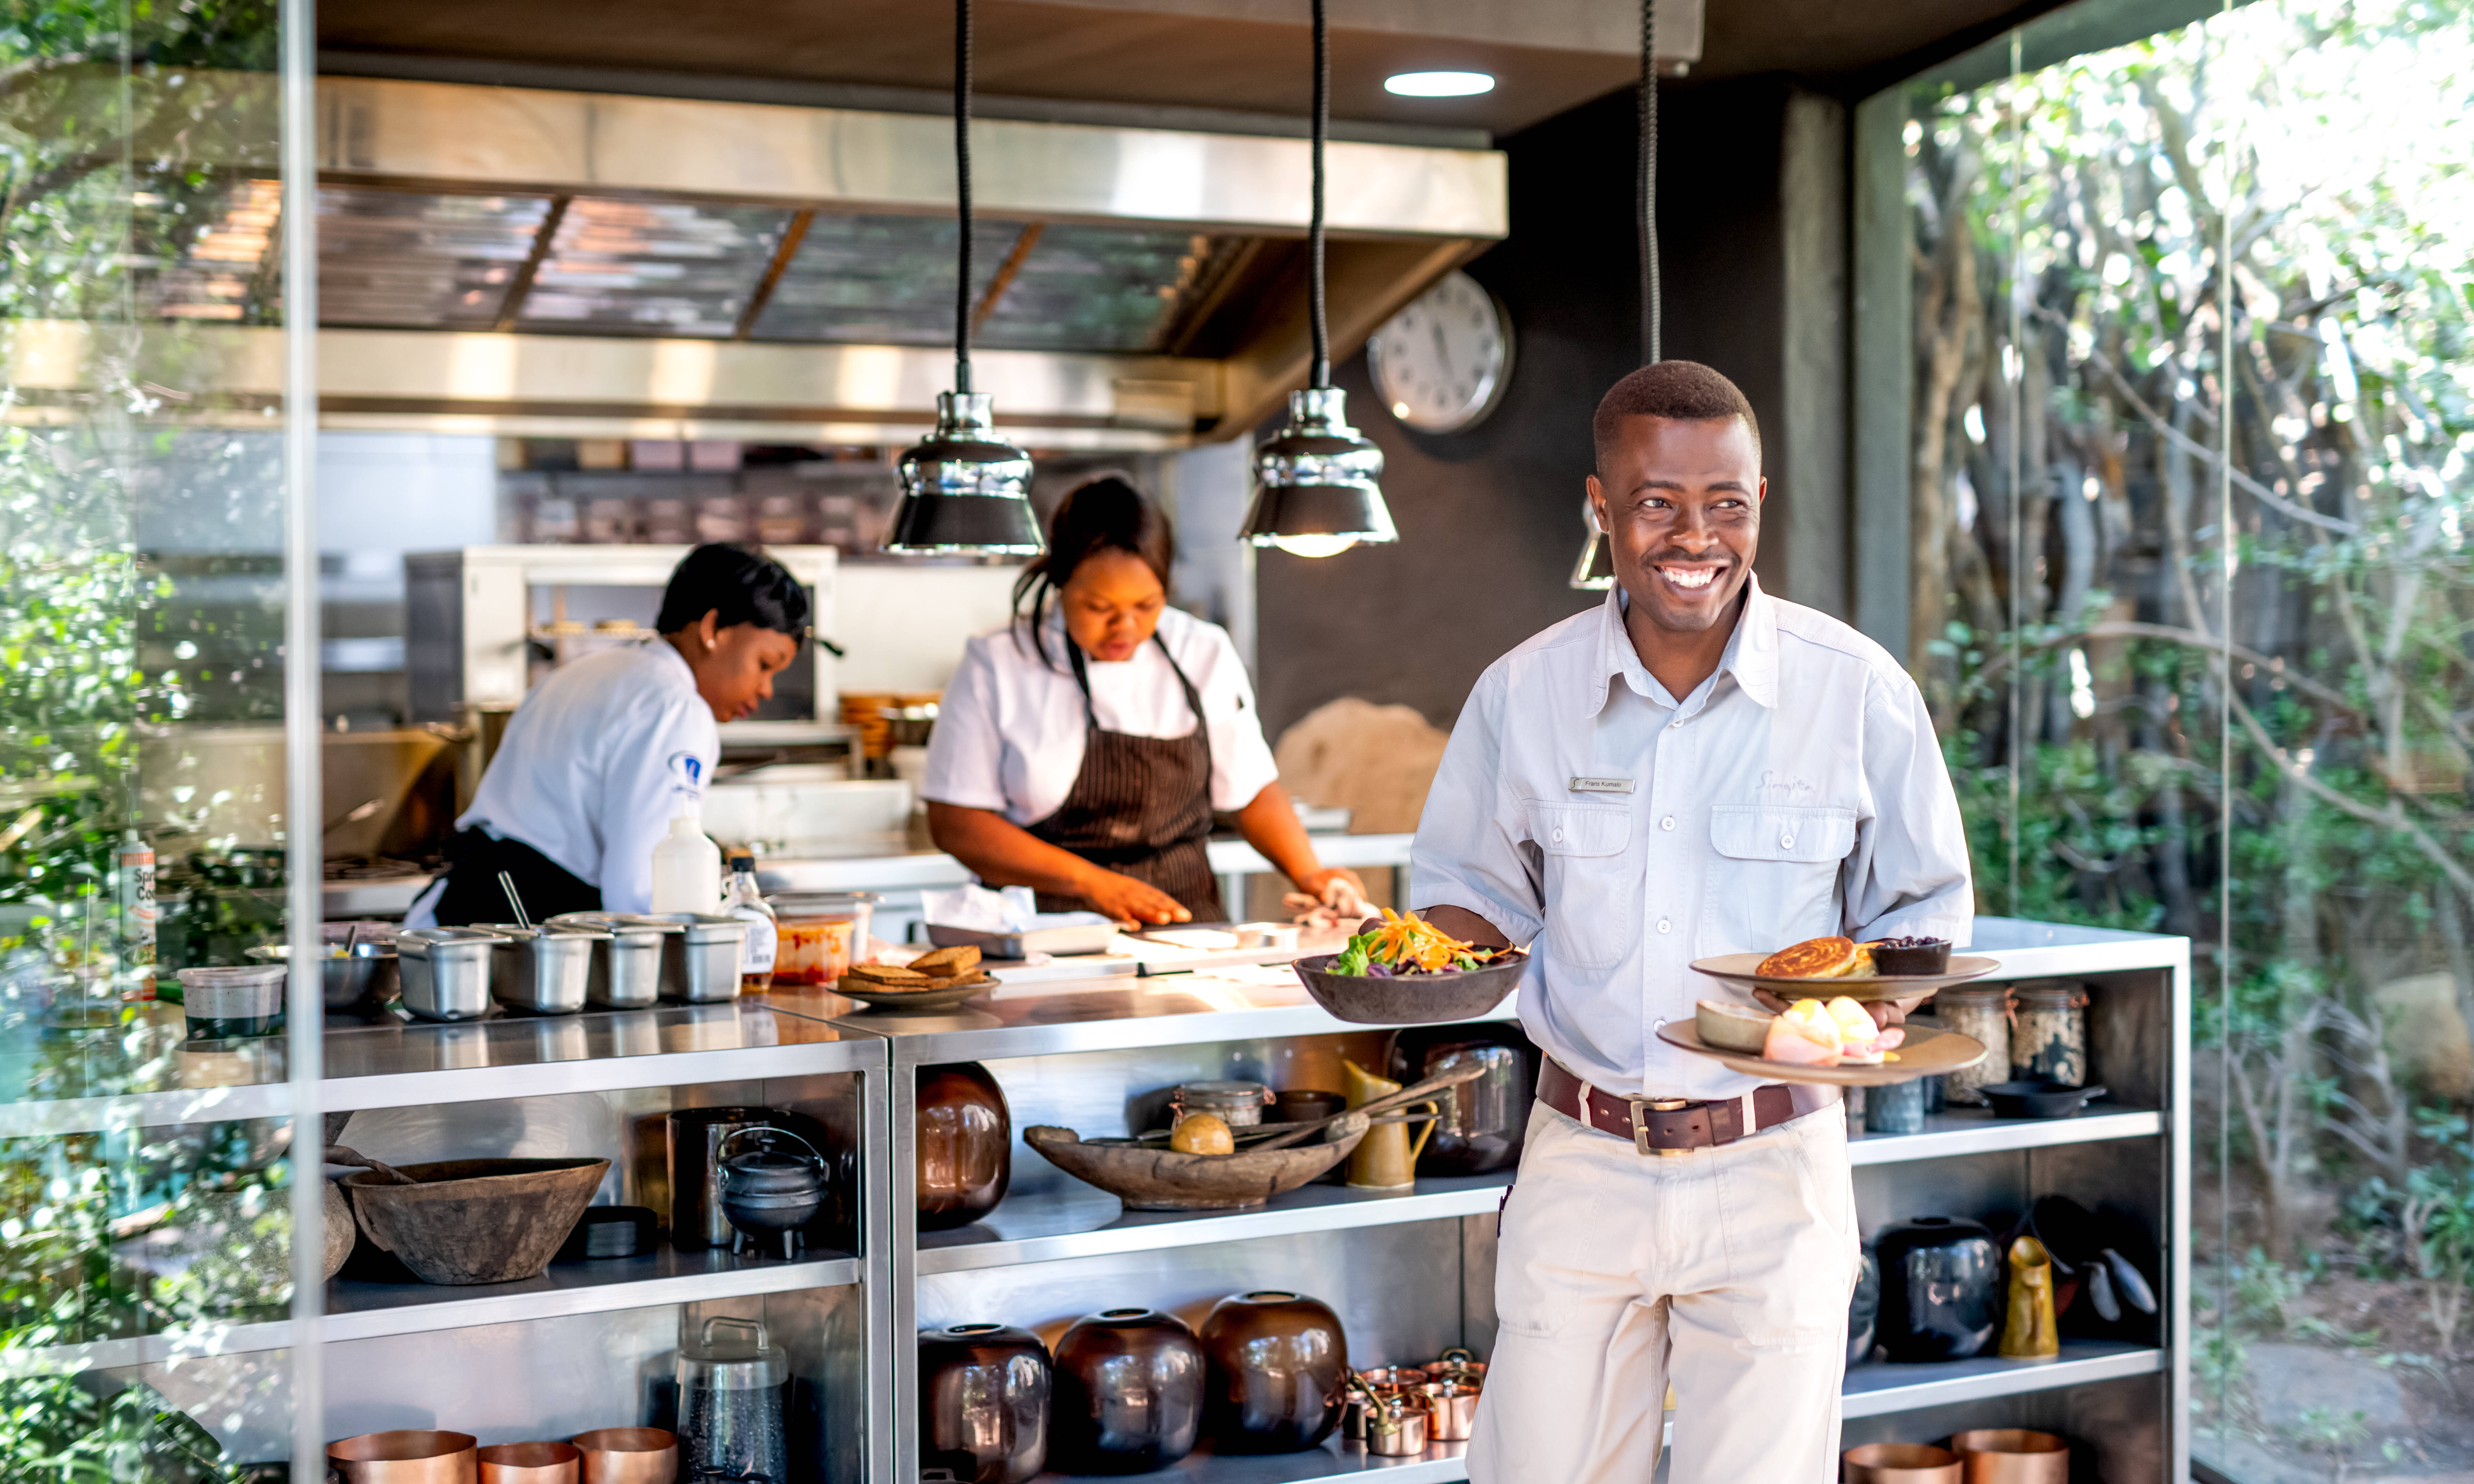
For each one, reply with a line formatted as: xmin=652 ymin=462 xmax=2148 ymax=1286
xmin=1655 ymin=1021 xmax=1988 ymax=1087
xmin=1688 ymin=952 xmax=1999 ymax=1002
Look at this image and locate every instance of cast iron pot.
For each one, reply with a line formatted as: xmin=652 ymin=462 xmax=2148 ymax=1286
xmin=1200 ymin=1290 xmax=1350 ymax=1453
xmin=919 ymin=1323 xmax=1051 ymax=1483
xmin=1874 ymin=1216 xmax=2003 ymax=1361
xmin=1050 ymin=1308 xmax=1205 ymax=1473
xmin=918 ymin=1062 xmax=1011 ymax=1231
xmin=718 ymin=1127 xmax=830 ymax=1259
xmin=1387 ymin=1022 xmax=1538 ymax=1176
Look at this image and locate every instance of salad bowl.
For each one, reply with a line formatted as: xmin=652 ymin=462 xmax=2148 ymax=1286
xmin=1292 ymin=951 xmax=1526 ymax=1025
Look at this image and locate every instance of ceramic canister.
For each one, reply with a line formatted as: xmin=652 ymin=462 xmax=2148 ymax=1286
xmin=919 ymin=1323 xmax=1051 ymax=1483
xmin=917 ymin=1062 xmax=1011 ymax=1230
xmin=1049 ymin=1308 xmax=1205 ymax=1473
xmin=1199 ymin=1290 xmax=1349 ymax=1453
xmin=1874 ymin=1216 xmax=2003 ymax=1361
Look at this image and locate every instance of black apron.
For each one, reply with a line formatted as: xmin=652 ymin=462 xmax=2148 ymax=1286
xmin=1026 ymin=634 xmax=1226 ymax=921
xmin=429 ymin=828 xmax=603 ymax=927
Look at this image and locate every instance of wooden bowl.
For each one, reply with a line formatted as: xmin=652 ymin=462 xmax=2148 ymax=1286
xmin=1024 ymin=1117 xmax=1369 ymax=1210
xmin=341 ymin=1158 xmax=609 ymax=1285
xmin=1291 ymin=952 xmax=1525 ymax=1026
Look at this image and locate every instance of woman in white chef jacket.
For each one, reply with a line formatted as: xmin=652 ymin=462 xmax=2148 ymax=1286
xmin=406 ymin=543 xmax=808 ymax=927
xmin=925 ymin=474 xmax=1364 ymax=926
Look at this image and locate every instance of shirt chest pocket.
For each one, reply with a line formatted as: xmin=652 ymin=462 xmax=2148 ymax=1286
xmin=1528 ymin=801 xmax=1637 ymax=970
xmin=1701 ymin=804 xmax=1859 ymax=953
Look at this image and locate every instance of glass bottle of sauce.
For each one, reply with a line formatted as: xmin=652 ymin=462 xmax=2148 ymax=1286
xmin=723 ymin=855 xmax=778 ymax=993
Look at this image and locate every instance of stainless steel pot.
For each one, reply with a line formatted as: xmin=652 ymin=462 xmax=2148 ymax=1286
xmin=652 ymin=914 xmax=751 ymax=1002
xmin=395 ymin=928 xmax=504 ymax=1021
xmin=246 ymin=939 xmax=399 ymax=1009
xmin=546 ymin=911 xmax=682 ymax=1008
xmin=473 ymin=923 xmax=606 ymax=1014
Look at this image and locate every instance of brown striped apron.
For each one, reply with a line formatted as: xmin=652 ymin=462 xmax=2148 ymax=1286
xmin=1026 ymin=633 xmax=1226 ymax=921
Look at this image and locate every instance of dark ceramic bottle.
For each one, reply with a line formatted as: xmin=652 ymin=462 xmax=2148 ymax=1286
xmin=917 ymin=1062 xmax=1011 ymax=1231
xmin=919 ymin=1323 xmax=1050 ymax=1483
xmin=1199 ymin=1290 xmax=1349 ymax=1453
xmin=1386 ymin=1022 xmax=1538 ymax=1176
xmin=1050 ymin=1308 xmax=1206 ymax=1473
xmin=1874 ymin=1215 xmax=2002 ymax=1361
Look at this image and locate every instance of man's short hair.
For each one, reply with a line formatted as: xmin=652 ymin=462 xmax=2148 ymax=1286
xmin=1591 ymin=360 xmax=1761 ymax=471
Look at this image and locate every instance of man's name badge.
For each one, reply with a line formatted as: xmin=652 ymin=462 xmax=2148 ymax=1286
xmin=1569 ymin=776 xmax=1636 ymax=794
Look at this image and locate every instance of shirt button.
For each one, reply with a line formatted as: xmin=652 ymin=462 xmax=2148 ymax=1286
xmin=1661 ymin=816 xmax=1676 ymax=831
xmin=1656 ymin=918 xmax=1672 ymax=934
xmin=1552 ymin=827 xmax=1566 ymax=844
xmin=1780 ymin=833 xmax=1795 ymax=849
xmin=1668 ymin=720 xmax=1682 ymax=730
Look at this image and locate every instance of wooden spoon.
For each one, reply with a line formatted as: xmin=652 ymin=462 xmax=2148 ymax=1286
xmin=1247 ymin=1063 xmax=1489 ymax=1153
xmin=324 ymin=1145 xmax=419 ymax=1185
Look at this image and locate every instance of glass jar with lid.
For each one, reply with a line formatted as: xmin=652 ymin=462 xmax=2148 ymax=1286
xmin=678 ymin=1315 xmax=789 ymax=1483
xmin=2010 ymin=982 xmax=2089 ymax=1087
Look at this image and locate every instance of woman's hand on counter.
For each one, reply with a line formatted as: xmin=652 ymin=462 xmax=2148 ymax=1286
xmin=1075 ymin=865 xmax=1194 ymax=926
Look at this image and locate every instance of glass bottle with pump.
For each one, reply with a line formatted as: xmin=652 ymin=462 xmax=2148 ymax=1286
xmin=723 ymin=855 xmax=778 ymax=993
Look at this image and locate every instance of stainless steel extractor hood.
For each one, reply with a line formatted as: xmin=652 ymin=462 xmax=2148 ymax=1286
xmin=3 ymin=70 xmax=1505 ymax=448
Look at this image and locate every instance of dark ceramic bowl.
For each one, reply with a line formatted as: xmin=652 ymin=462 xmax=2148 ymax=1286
xmin=1869 ymin=938 xmax=1953 ymax=976
xmin=1981 ymin=1081 xmax=2106 ymax=1119
xmin=1292 ymin=952 xmax=1526 ymax=1026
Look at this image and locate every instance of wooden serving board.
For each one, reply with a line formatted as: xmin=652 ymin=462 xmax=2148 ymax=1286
xmin=1655 ymin=1021 xmax=1988 ymax=1087
xmin=1687 ymin=953 xmax=2000 ymax=1002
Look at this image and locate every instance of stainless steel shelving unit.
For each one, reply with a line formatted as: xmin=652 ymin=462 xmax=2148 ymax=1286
xmin=844 ymin=915 xmax=2190 ymax=1484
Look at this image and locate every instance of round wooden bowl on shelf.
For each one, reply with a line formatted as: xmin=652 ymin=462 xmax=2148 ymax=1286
xmin=1290 ymin=952 xmax=1526 ymax=1025
xmin=1024 ymin=1116 xmax=1369 ymax=1211
xmin=338 ymin=1156 xmax=609 ymax=1285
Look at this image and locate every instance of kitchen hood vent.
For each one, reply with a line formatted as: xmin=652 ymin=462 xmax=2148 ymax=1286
xmin=11 ymin=71 xmax=1504 ymax=447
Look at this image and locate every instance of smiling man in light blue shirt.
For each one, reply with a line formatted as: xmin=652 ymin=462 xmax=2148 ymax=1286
xmin=1411 ymin=361 xmax=1972 ymax=1483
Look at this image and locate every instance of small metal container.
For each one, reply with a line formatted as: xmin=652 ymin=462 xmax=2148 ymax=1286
xmin=1363 ymin=1393 xmax=1430 ymax=1456
xmin=395 ymin=928 xmax=504 ymax=1021
xmin=475 ymin=923 xmax=607 ymax=1014
xmin=1419 ymin=1380 xmax=1479 ymax=1441
xmin=653 ymin=913 xmax=752 ymax=1002
xmin=547 ymin=912 xmax=683 ymax=1008
xmin=1171 ymin=1079 xmax=1274 ymax=1128
xmin=247 ymin=937 xmax=398 ymax=1009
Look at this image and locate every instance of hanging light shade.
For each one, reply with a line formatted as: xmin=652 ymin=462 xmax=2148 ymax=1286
xmin=885 ymin=0 xmax=1044 ymax=557
xmin=1568 ymin=496 xmax=1615 ymax=590
xmin=1243 ymin=0 xmax=1395 ymax=560
xmin=1241 ymin=387 xmax=1394 ymax=558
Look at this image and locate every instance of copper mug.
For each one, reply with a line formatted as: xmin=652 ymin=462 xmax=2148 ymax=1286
xmin=569 ymin=1429 xmax=678 ymax=1484
xmin=1949 ymin=1429 xmax=2069 ymax=1484
xmin=1419 ymin=1380 xmax=1480 ymax=1441
xmin=1844 ymin=1442 xmax=1963 ymax=1484
xmin=475 ymin=1442 xmax=578 ymax=1484
xmin=329 ymin=1431 xmax=478 ymax=1484
xmin=1364 ymin=1392 xmax=1431 ymax=1456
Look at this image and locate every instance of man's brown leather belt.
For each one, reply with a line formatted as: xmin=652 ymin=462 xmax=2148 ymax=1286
xmin=1540 ymin=1057 xmax=1839 ymax=1156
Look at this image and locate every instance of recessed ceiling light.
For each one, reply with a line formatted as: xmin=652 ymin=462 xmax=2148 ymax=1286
xmin=1384 ymin=71 xmax=1495 ymax=98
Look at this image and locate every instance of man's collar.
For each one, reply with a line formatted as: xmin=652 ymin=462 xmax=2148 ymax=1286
xmin=1585 ymin=574 xmax=1778 ymax=717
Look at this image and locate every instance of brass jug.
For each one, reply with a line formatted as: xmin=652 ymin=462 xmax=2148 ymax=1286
xmin=1341 ymin=1059 xmax=1435 ymax=1190
xmin=1997 ymin=1235 xmax=2060 ymax=1360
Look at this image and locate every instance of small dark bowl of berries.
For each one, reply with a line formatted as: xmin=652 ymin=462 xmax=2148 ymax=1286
xmin=1868 ymin=936 xmax=1952 ymax=975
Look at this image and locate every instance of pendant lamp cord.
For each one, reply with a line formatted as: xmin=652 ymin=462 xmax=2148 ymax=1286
xmin=1638 ymin=0 xmax=1661 ymax=364
xmin=1308 ymin=0 xmax=1331 ymax=389
xmin=954 ymin=0 xmax=976 ymax=395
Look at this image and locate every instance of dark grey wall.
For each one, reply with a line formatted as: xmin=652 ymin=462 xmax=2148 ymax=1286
xmin=1255 ymin=79 xmax=1849 ymax=737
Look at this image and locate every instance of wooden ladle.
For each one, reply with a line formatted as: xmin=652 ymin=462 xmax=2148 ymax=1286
xmin=1244 ymin=1062 xmax=1489 ymax=1153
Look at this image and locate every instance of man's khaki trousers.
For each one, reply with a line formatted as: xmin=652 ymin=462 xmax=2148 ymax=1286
xmin=1467 ymin=1100 xmax=1859 ymax=1484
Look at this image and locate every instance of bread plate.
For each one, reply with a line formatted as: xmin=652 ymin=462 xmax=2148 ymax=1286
xmin=1655 ymin=1020 xmax=1988 ymax=1087
xmin=1687 ymin=952 xmax=1999 ymax=1002
xmin=832 ymin=973 xmax=995 ymax=1013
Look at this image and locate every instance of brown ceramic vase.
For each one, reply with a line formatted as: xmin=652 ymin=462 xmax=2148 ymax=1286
xmin=1049 ymin=1308 xmax=1205 ymax=1473
xmin=917 ymin=1062 xmax=1011 ymax=1230
xmin=919 ymin=1323 xmax=1051 ymax=1483
xmin=1199 ymin=1290 xmax=1349 ymax=1453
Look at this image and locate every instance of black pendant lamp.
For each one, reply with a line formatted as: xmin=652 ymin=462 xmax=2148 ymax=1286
xmin=1573 ymin=0 xmax=1664 ymax=590
xmin=1238 ymin=0 xmax=1395 ymax=560
xmin=885 ymin=0 xmax=1043 ymax=556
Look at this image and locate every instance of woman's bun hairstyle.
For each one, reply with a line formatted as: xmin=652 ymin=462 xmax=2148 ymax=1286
xmin=657 ymin=542 xmax=812 ymax=638
xmin=1011 ymin=473 xmax=1176 ymax=669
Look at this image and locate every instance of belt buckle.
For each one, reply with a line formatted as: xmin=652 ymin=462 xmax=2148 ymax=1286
xmin=1628 ymin=1097 xmax=1699 ymax=1157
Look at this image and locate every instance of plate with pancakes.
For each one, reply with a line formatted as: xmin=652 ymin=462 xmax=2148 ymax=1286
xmin=1689 ymin=935 xmax=1997 ymax=1001
xmin=834 ymin=945 xmax=997 ymax=1012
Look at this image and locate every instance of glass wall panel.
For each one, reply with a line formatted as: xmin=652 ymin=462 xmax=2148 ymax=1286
xmin=1 ymin=0 xmax=311 ymax=1477
xmin=1895 ymin=0 xmax=2474 ymax=1476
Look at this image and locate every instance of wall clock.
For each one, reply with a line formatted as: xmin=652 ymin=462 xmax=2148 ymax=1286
xmin=1365 ymin=269 xmax=1514 ymax=434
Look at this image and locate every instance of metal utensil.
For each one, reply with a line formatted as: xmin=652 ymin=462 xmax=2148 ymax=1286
xmin=498 ymin=870 xmax=532 ymax=930
xmin=1247 ymin=1062 xmax=1487 ymax=1152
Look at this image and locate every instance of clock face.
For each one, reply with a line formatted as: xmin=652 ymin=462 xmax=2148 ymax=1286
xmin=1366 ymin=269 xmax=1514 ymax=434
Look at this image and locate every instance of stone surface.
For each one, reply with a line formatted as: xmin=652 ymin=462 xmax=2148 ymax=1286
xmin=2248 ymin=1341 xmax=2411 ymax=1433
